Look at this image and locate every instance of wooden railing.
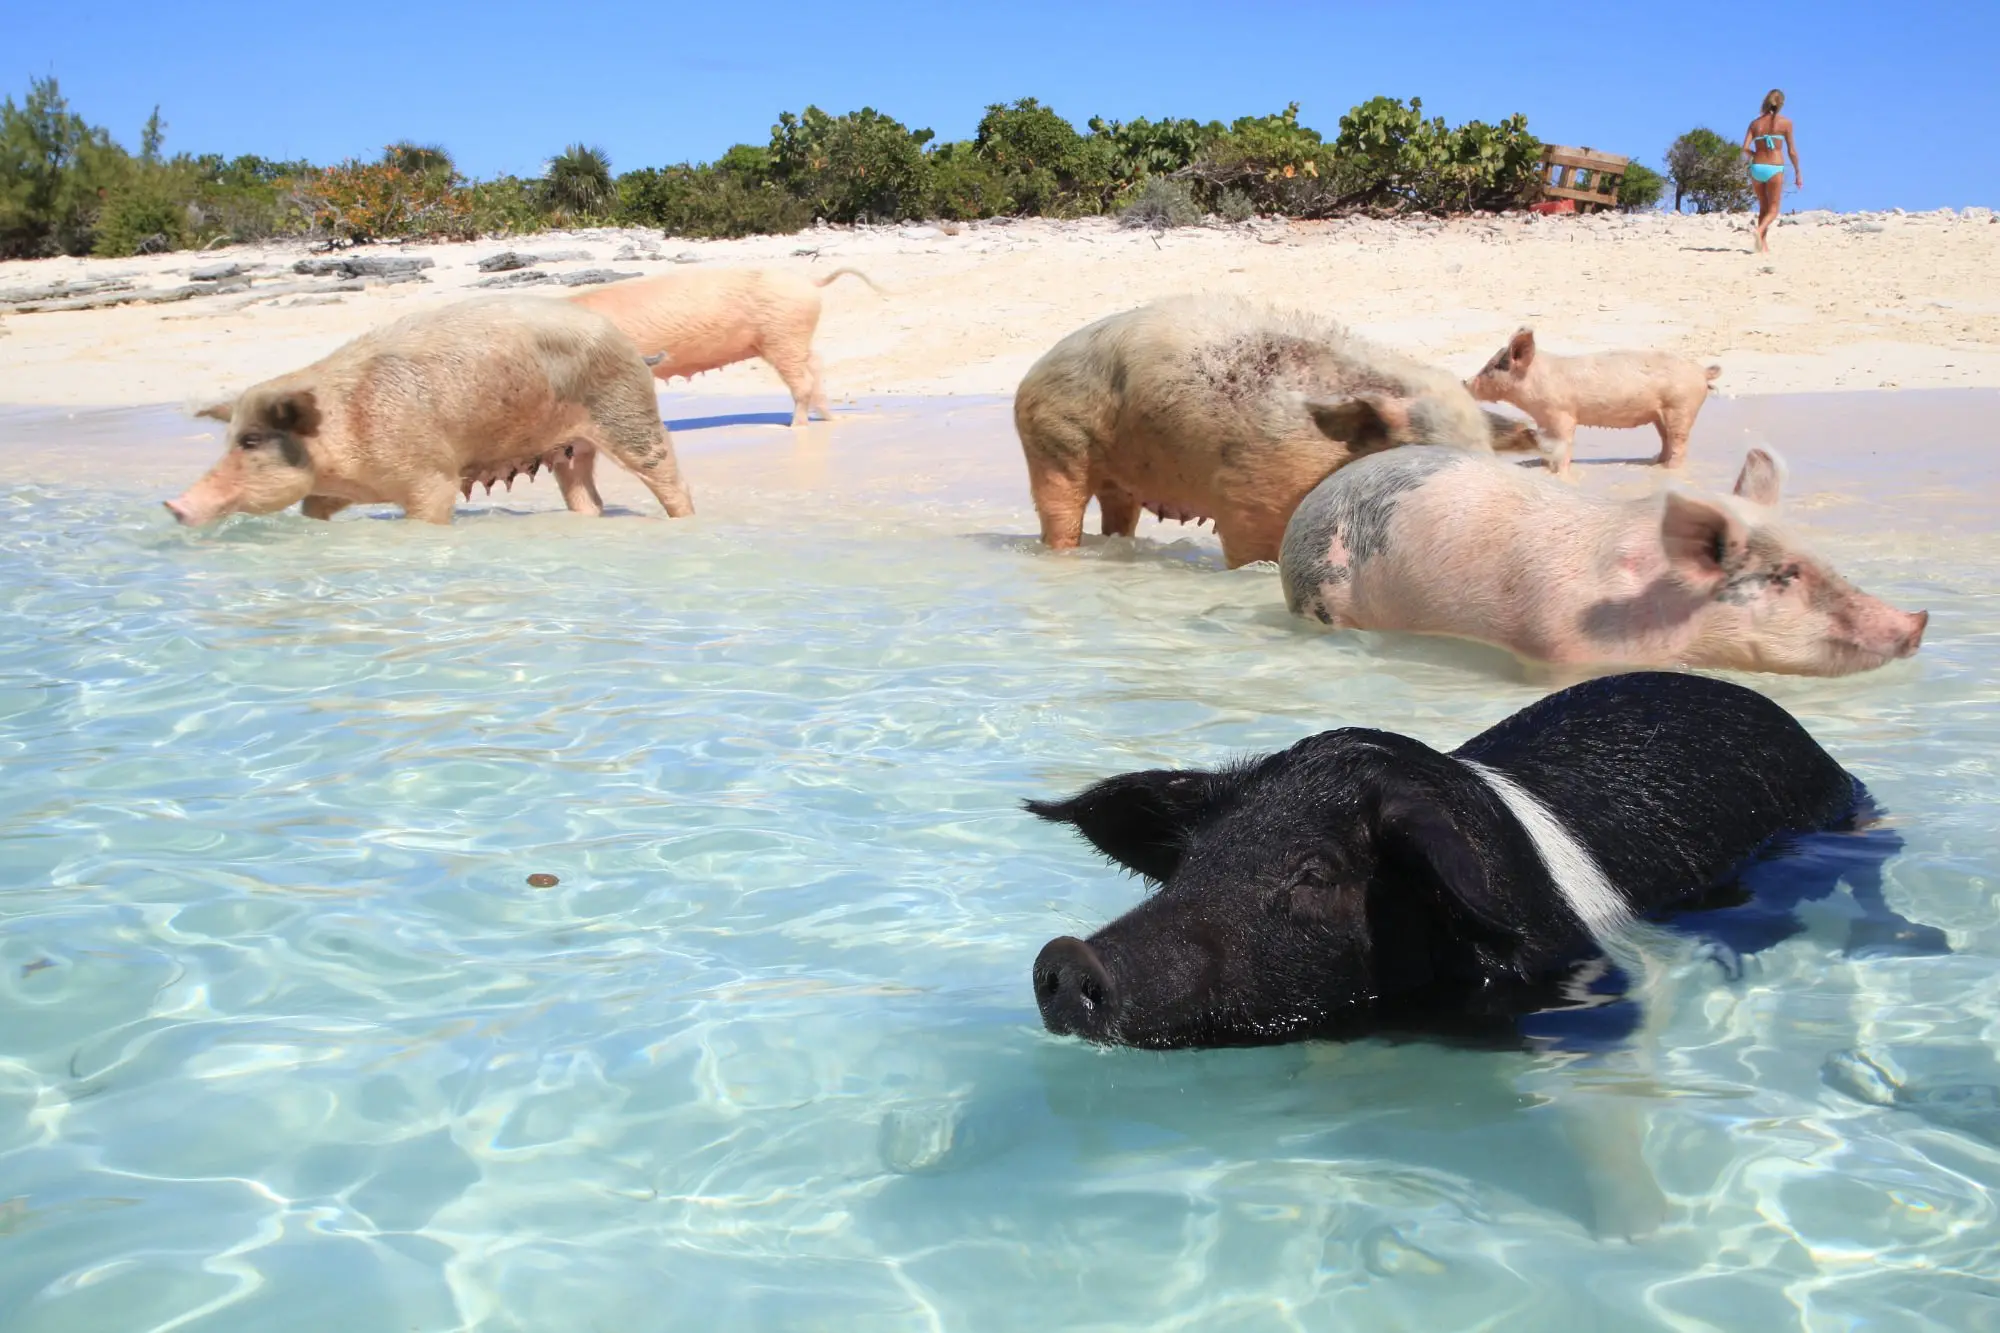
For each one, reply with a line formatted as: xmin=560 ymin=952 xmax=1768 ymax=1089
xmin=1538 ymin=146 xmax=1630 ymax=212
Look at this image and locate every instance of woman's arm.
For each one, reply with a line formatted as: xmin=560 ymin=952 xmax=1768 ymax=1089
xmin=1742 ymin=124 xmax=1758 ymax=157
xmin=1787 ymin=126 xmax=1803 ymax=187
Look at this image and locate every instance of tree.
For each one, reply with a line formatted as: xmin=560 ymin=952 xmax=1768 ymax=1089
xmin=543 ymin=143 xmax=615 ymax=217
xmin=1618 ymin=161 xmax=1667 ymax=211
xmin=140 ymin=106 xmax=165 ymax=163
xmin=0 ymin=76 xmax=127 ymax=257
xmin=1664 ymin=128 xmax=1750 ymax=213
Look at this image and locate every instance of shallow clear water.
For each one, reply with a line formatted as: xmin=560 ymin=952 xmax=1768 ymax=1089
xmin=2 ymin=394 xmax=1998 ymax=1331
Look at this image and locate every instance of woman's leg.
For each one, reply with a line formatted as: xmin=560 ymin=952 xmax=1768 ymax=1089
xmin=1755 ymin=174 xmax=1783 ymax=251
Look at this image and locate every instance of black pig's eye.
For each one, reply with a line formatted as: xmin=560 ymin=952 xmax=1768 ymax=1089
xmin=237 ymin=433 xmax=265 ymax=450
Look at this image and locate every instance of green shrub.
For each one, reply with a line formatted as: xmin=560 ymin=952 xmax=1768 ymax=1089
xmin=1214 ymin=187 xmax=1256 ymax=223
xmin=769 ymin=106 xmax=934 ymax=224
xmin=1618 ymin=161 xmax=1667 ymax=211
xmin=1329 ymin=96 xmax=1540 ymax=214
xmin=1665 ymin=128 xmax=1750 ymax=213
xmin=92 ymin=178 xmax=191 ymax=255
xmin=466 ymin=174 xmax=550 ymax=236
xmin=1187 ymin=103 xmax=1338 ymax=214
xmin=972 ymin=98 xmax=1111 ymax=215
xmin=1118 ymin=176 xmax=1201 ymax=230
xmin=1086 ymin=114 xmax=1219 ymax=187
xmin=291 ymin=157 xmax=475 ymax=245
xmin=925 ymin=141 xmax=1011 ymax=220
xmin=618 ymin=159 xmax=812 ymax=238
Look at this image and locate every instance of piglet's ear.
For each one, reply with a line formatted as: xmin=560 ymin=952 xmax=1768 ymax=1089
xmin=1026 ymin=768 xmax=1216 ymax=884
xmin=1731 ymin=447 xmax=1784 ymax=507
xmin=1506 ymin=327 xmax=1536 ymax=370
xmin=1307 ymin=394 xmax=1410 ymax=449
xmin=1373 ymin=787 xmax=1519 ymax=948
xmin=195 ymin=398 xmax=237 ymax=422
xmin=1660 ymin=491 xmax=1751 ymax=594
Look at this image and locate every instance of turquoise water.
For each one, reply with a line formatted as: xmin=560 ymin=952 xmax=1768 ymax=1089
xmin=2 ymin=395 xmax=1998 ymax=1331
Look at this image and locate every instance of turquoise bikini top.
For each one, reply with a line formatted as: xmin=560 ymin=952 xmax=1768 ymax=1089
xmin=1755 ymin=133 xmax=1784 ymax=149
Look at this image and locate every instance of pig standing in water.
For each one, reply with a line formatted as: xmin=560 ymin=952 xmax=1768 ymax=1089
xmin=1014 ymin=295 xmax=1540 ymax=568
xmin=1466 ymin=328 xmax=1720 ymax=475
xmin=572 ymin=266 xmax=879 ymax=427
xmin=167 ymin=296 xmax=693 ymax=526
xmin=1280 ymin=446 xmax=1925 ymax=676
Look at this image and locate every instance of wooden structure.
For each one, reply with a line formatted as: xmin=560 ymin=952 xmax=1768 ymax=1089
xmin=1537 ymin=146 xmax=1630 ymax=212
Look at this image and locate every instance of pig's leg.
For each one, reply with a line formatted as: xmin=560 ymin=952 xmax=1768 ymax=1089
xmin=1214 ymin=508 xmax=1286 ymax=569
xmin=587 ymin=378 xmax=697 ymax=518
xmin=1540 ymin=413 xmax=1577 ymax=477
xmin=1096 ymin=484 xmax=1141 ymax=538
xmin=552 ymin=447 xmax=605 ymax=517
xmin=1026 ymin=456 xmax=1091 ymax=550
xmin=596 ymin=423 xmax=694 ymax=517
xmin=805 ymin=352 xmax=831 ymax=422
xmin=764 ymin=343 xmax=819 ymax=428
xmin=1653 ymin=409 xmax=1695 ymax=469
xmin=400 ymin=476 xmax=460 ymax=525
xmin=300 ymin=496 xmax=352 ymax=521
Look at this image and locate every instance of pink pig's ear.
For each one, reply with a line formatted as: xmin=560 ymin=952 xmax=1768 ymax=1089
xmin=1506 ymin=328 xmax=1535 ymax=371
xmin=1661 ymin=491 xmax=1751 ymax=593
xmin=195 ymin=398 xmax=237 ymax=422
xmin=1307 ymin=394 xmax=1411 ymax=449
xmin=1732 ymin=447 xmax=1785 ymax=507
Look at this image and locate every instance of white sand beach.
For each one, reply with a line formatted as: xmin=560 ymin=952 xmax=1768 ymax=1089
xmin=2 ymin=209 xmax=1996 ymax=412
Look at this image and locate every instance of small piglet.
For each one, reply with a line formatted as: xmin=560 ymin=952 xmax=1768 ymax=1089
xmin=1280 ymin=445 xmax=1927 ymax=677
xmin=1028 ymin=671 xmax=1933 ymax=1050
xmin=1467 ymin=328 xmax=1719 ymax=474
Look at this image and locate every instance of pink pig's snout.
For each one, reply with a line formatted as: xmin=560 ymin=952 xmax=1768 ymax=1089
xmin=1899 ymin=610 xmax=1930 ymax=658
xmin=163 ymin=484 xmax=231 ymax=527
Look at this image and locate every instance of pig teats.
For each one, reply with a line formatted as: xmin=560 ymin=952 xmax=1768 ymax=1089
xmin=1143 ymin=501 xmax=1214 ymax=527
xmin=458 ymin=445 xmax=578 ymax=501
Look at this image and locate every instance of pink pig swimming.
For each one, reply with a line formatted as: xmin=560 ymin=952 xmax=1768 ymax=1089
xmin=1280 ymin=445 xmax=1927 ymax=677
xmin=1467 ymin=328 xmax=1720 ymax=475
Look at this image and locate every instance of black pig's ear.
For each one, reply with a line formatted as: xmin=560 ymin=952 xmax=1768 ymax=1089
xmin=1025 ymin=768 xmax=1217 ymax=884
xmin=1371 ymin=784 xmax=1519 ymax=947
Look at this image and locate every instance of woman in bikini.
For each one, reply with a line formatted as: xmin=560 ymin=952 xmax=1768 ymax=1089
xmin=1743 ymin=89 xmax=1802 ymax=253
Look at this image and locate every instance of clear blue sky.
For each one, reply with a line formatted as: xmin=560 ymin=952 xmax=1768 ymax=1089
xmin=9 ymin=0 xmax=1995 ymax=212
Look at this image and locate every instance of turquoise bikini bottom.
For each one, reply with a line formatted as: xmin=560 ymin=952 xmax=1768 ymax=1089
xmin=1750 ymin=163 xmax=1785 ymax=184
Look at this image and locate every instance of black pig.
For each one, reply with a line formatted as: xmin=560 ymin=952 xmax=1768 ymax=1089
xmin=1028 ymin=671 xmax=1940 ymax=1050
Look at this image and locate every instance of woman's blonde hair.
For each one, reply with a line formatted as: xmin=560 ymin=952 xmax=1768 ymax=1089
xmin=1762 ymin=89 xmax=1786 ymax=116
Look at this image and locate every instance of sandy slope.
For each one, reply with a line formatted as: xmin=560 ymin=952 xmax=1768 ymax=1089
xmin=0 ymin=208 xmax=1996 ymax=410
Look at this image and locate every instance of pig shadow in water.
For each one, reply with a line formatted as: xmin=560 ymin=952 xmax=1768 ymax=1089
xmin=868 ymin=814 xmax=1945 ymax=1246
xmin=970 ymin=530 xmax=1231 ymax=571
xmin=1520 ymin=808 xmax=1946 ymax=1052
xmin=666 ymin=410 xmax=801 ymax=432
xmin=868 ymin=1031 xmax=1625 ymax=1256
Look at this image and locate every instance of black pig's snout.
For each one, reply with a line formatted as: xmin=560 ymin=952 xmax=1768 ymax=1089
xmin=1034 ymin=936 xmax=1119 ymax=1040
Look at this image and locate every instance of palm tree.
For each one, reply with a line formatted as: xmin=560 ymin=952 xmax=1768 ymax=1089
xmin=544 ymin=144 xmax=615 ymax=217
xmin=383 ymin=141 xmax=455 ymax=182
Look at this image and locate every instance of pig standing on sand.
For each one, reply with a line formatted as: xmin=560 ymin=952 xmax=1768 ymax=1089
xmin=1014 ymin=295 xmax=1540 ymax=568
xmin=1466 ymin=328 xmax=1720 ymax=475
xmin=571 ymin=266 xmax=879 ymax=427
xmin=166 ymin=296 xmax=693 ymax=526
xmin=1280 ymin=445 xmax=1927 ymax=677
